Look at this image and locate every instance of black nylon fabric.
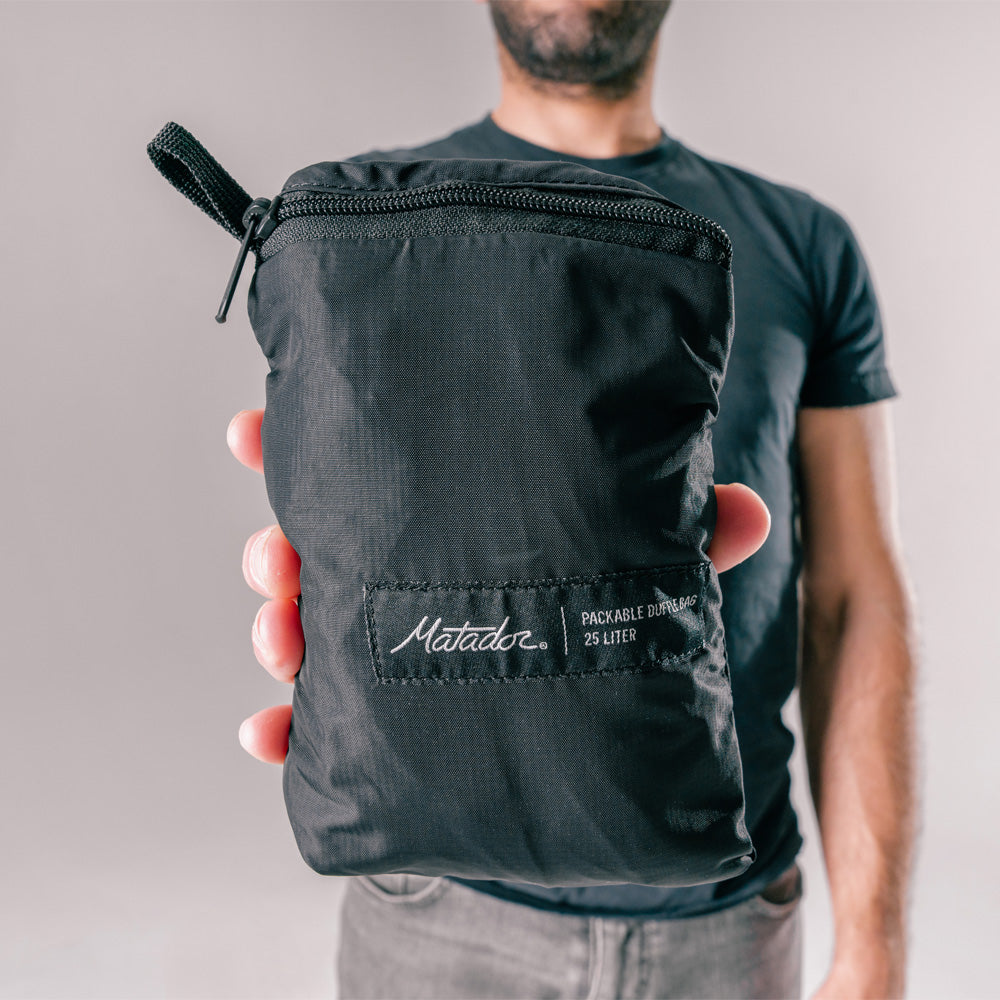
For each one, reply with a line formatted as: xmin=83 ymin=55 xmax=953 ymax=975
xmin=242 ymin=155 xmax=754 ymax=886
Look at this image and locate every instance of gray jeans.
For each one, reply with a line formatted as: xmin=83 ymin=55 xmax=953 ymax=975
xmin=336 ymin=863 xmax=803 ymax=1000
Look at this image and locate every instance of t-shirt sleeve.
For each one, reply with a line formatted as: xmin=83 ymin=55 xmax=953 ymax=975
xmin=798 ymin=203 xmax=898 ymax=408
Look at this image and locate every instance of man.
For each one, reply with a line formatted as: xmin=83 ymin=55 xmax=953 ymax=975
xmin=229 ymin=2 xmax=918 ymax=997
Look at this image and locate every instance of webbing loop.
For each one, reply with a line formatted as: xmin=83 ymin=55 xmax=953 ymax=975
xmin=147 ymin=122 xmax=253 ymax=240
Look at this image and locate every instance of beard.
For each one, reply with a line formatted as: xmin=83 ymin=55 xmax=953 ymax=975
xmin=487 ymin=0 xmax=672 ymax=100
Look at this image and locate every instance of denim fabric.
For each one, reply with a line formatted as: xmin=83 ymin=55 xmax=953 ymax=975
xmin=336 ymin=865 xmax=803 ymax=999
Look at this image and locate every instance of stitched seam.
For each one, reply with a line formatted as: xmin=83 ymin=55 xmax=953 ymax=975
xmin=365 ymin=563 xmax=709 ymax=685
xmin=368 ymin=563 xmax=706 ymax=593
xmin=371 ymin=648 xmax=709 ymax=686
xmin=257 ymin=225 xmax=721 ymax=267
xmin=362 ymin=582 xmax=385 ymax=681
xmin=697 ymin=565 xmax=708 ymax=661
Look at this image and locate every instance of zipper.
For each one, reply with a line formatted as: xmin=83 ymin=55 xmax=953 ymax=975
xmin=271 ymin=183 xmax=730 ymax=255
xmin=216 ymin=197 xmax=279 ymax=323
xmin=216 ymin=181 xmax=732 ymax=323
xmin=149 ymin=124 xmax=733 ymax=323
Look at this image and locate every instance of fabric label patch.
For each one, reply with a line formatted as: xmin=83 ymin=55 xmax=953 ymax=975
xmin=364 ymin=564 xmax=707 ymax=684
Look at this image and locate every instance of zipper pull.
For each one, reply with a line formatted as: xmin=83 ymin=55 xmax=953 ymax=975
xmin=216 ymin=197 xmax=277 ymax=323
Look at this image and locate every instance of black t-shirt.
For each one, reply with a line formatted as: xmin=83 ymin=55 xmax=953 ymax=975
xmin=347 ymin=113 xmax=897 ymax=919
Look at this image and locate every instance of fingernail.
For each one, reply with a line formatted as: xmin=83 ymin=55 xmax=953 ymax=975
xmin=251 ymin=604 xmax=267 ymax=654
xmin=238 ymin=718 xmax=252 ymax=750
xmin=247 ymin=527 xmax=272 ymax=589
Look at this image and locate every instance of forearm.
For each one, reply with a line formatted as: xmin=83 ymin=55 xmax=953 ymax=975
xmin=800 ymin=570 xmax=920 ymax=991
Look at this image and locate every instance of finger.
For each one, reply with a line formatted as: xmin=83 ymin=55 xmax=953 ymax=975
xmin=238 ymin=704 xmax=292 ymax=765
xmin=252 ymin=599 xmax=305 ymax=683
xmin=709 ymin=483 xmax=771 ymax=573
xmin=227 ymin=409 xmax=264 ymax=474
xmin=242 ymin=525 xmax=302 ymax=599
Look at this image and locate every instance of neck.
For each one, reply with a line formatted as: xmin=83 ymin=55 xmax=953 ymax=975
xmin=490 ymin=38 xmax=662 ymax=159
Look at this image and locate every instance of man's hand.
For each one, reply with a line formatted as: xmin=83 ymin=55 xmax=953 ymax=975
xmin=227 ymin=407 xmax=772 ymax=764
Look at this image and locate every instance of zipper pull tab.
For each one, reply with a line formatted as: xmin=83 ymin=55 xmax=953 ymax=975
xmin=216 ymin=197 xmax=274 ymax=324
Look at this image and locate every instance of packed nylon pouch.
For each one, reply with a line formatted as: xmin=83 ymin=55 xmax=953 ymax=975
xmin=148 ymin=122 xmax=755 ymax=888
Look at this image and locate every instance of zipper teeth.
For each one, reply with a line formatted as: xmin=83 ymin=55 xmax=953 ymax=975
xmin=274 ymin=184 xmax=731 ymax=255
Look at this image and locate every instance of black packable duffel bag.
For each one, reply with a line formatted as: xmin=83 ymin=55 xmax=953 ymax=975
xmin=148 ymin=122 xmax=754 ymax=888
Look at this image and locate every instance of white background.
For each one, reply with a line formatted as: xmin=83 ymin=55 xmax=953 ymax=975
xmin=1 ymin=2 xmax=997 ymax=997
